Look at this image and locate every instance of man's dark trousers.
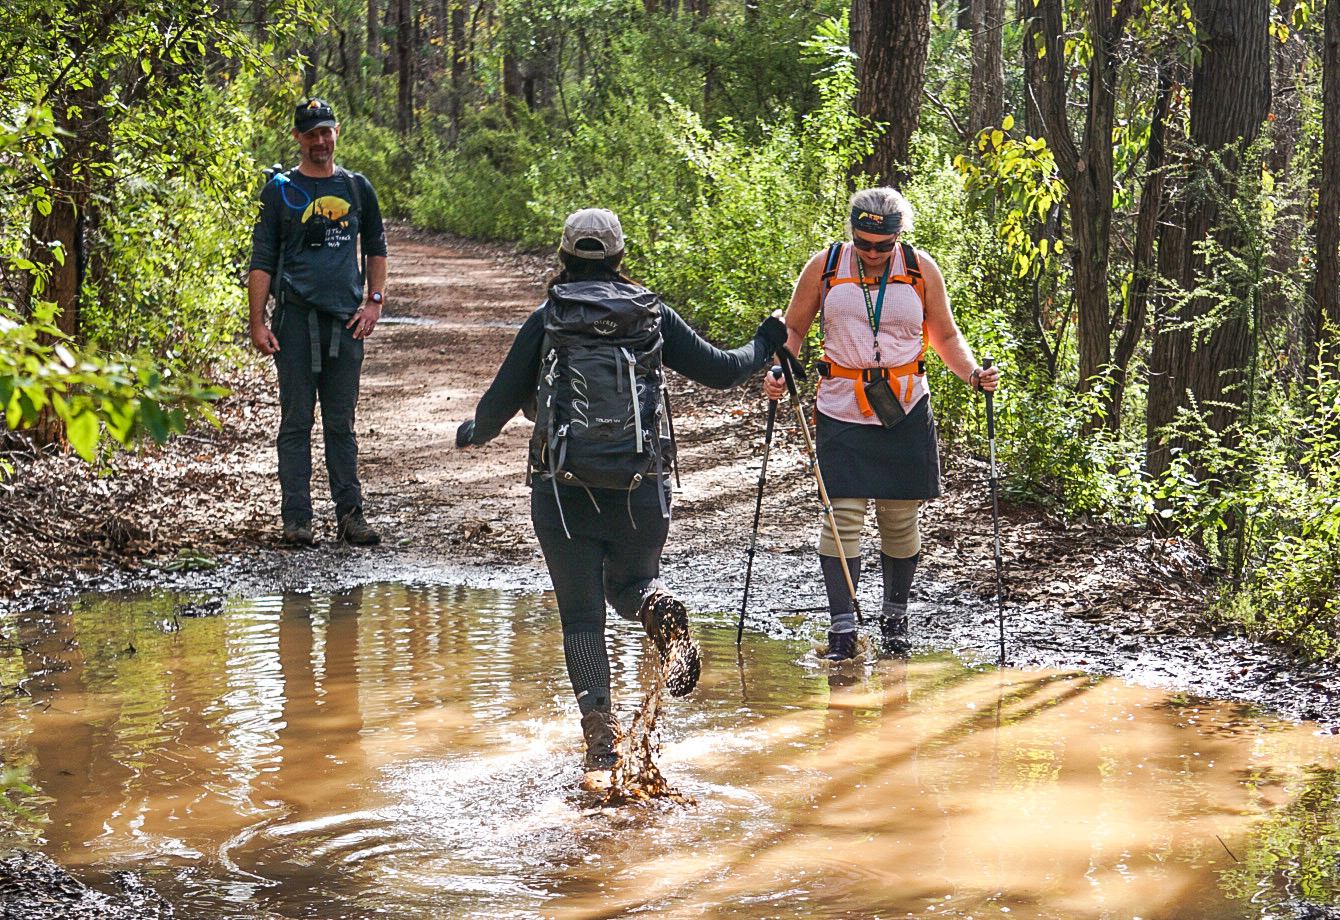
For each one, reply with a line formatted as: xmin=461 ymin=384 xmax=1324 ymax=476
xmin=273 ymin=303 xmax=365 ymax=527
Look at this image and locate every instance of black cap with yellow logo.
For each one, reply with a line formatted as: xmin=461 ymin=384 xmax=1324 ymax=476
xmin=294 ymin=99 xmax=337 ymax=133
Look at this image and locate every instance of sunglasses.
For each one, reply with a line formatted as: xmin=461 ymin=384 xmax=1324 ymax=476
xmin=852 ymin=236 xmax=898 ymax=253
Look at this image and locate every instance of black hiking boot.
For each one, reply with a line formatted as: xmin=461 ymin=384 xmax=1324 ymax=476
xmin=824 ymin=629 xmax=858 ymax=662
xmin=337 ymin=508 xmax=381 ymax=546
xmin=580 ymin=710 xmax=622 ymax=771
xmin=879 ymin=603 xmax=911 ymax=658
xmin=638 ymin=590 xmax=701 ymax=697
xmin=281 ymin=521 xmax=315 ymax=546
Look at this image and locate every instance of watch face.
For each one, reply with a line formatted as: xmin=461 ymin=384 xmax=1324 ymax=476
xmin=371 ymin=293 xmax=383 ymax=303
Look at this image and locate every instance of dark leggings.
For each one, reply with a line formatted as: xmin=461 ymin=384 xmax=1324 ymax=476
xmin=531 ymin=486 xmax=670 ymax=632
xmin=532 ymin=485 xmax=669 ymax=713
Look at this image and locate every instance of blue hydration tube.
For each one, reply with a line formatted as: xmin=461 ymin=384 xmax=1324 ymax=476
xmin=274 ymin=172 xmax=312 ymax=212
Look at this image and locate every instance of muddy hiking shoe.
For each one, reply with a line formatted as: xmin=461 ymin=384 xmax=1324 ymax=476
xmin=281 ymin=522 xmax=315 ymax=546
xmin=639 ymin=590 xmax=701 ymax=697
xmin=581 ymin=709 xmax=622 ymax=771
xmin=879 ymin=603 xmax=911 ymax=658
xmin=337 ymin=508 xmax=381 ymax=546
xmin=824 ymin=629 xmax=858 ymax=662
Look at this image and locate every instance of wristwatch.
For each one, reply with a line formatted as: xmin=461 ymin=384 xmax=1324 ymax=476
xmin=370 ymin=291 xmax=384 ymax=305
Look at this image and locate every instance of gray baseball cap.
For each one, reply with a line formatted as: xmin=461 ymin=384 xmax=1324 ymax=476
xmin=559 ymin=208 xmax=624 ymax=259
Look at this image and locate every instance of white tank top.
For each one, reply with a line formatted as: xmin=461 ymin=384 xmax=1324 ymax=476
xmin=815 ymin=243 xmax=928 ymax=423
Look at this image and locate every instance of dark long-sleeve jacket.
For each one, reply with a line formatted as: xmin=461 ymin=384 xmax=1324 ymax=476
xmin=466 ymin=298 xmax=787 ymax=446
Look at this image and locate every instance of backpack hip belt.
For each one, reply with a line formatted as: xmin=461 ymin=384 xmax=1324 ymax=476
xmin=817 ymin=355 xmax=926 ymax=416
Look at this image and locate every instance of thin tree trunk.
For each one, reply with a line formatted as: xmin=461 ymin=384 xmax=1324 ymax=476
xmin=1023 ymin=0 xmax=1135 ymax=418
xmin=967 ymin=0 xmax=1005 ymax=141
xmin=1107 ymin=62 xmax=1175 ymax=431
xmin=396 ymin=0 xmax=414 ymax=133
xmin=1312 ymin=0 xmax=1340 ymax=367
xmin=368 ymin=0 xmax=382 ymax=65
xmin=450 ymin=0 xmax=467 ymax=143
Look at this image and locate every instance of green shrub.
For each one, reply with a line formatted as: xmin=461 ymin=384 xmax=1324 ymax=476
xmin=408 ymin=109 xmax=542 ymax=240
xmin=80 ymin=84 xmax=257 ymax=375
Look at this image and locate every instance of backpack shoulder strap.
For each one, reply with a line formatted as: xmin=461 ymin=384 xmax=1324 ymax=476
xmin=268 ymin=169 xmax=305 ymax=305
xmin=899 ymin=241 xmax=930 ymax=365
xmin=820 ymin=241 xmax=844 ymax=294
xmin=333 ymin=166 xmax=370 ymax=278
xmin=334 ymin=166 xmax=365 ymax=215
xmin=900 ymin=241 xmax=925 ymax=306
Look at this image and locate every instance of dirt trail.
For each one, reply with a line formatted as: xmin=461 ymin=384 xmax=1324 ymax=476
xmin=4 ymin=222 xmax=1340 ymax=728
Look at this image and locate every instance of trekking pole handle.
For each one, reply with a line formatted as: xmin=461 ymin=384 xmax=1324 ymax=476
xmin=777 ymin=349 xmax=803 ymax=401
xmin=982 ymin=357 xmax=995 ymax=441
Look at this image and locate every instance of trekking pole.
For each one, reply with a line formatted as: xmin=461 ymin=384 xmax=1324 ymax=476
xmin=777 ymin=349 xmax=863 ymax=625
xmin=737 ymin=366 xmax=783 ymax=645
xmin=983 ymin=357 xmax=1005 ymax=665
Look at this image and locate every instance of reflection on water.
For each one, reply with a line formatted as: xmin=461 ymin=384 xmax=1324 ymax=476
xmin=2 ymin=584 xmax=1340 ymax=919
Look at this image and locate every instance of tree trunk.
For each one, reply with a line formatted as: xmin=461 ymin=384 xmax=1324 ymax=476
xmin=1107 ymin=62 xmax=1176 ymax=431
xmin=24 ymin=81 xmax=105 ymax=447
xmin=1023 ymin=0 xmax=1134 ymax=416
xmin=450 ymin=0 xmax=467 ymax=143
xmin=1265 ymin=0 xmax=1309 ymax=376
xmin=396 ymin=0 xmax=414 ymax=133
xmin=966 ymin=0 xmax=1005 ymax=141
xmin=854 ymin=0 xmax=930 ymax=186
xmin=368 ymin=0 xmax=382 ymax=65
xmin=502 ymin=53 xmax=522 ymax=106
xmin=850 ymin=0 xmax=868 ymax=87
xmin=1312 ymin=0 xmax=1340 ymax=367
xmin=1146 ymin=0 xmax=1271 ymax=482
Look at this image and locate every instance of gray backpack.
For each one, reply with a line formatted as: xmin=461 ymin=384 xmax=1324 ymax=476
xmin=530 ymin=279 xmax=674 ymax=532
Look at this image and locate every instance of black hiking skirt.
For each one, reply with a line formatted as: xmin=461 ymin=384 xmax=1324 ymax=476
xmin=815 ymin=394 xmax=942 ymax=500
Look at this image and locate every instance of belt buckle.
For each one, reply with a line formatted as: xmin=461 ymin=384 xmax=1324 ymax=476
xmin=861 ymin=367 xmax=885 ymax=383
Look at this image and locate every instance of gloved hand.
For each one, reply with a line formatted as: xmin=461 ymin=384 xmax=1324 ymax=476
xmin=758 ymin=311 xmax=787 ymax=351
xmin=456 ymin=419 xmax=476 ymax=448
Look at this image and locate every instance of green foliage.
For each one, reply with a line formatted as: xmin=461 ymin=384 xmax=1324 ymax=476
xmin=0 ymin=303 xmax=225 ymax=461
xmin=0 ymin=1 xmax=298 ymax=459
xmin=79 ymin=84 xmax=259 ymax=371
xmin=1211 ymin=356 xmax=1340 ymax=658
xmin=953 ymin=119 xmax=1067 ymax=280
xmin=526 ymin=15 xmax=869 ymax=342
xmin=407 ymin=109 xmax=543 ymax=239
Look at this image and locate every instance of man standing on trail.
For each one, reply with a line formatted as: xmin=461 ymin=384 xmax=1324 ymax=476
xmin=248 ymin=98 xmax=388 ymax=547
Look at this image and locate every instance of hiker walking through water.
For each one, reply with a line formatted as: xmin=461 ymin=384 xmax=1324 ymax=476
xmin=763 ymin=187 xmax=1000 ymax=660
xmin=457 ymin=208 xmax=787 ymax=771
xmin=247 ymin=98 xmax=387 ymax=547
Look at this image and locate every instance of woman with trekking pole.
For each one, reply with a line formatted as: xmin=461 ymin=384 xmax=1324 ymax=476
xmin=762 ymin=187 xmax=1000 ymax=661
xmin=457 ymin=208 xmax=787 ymax=772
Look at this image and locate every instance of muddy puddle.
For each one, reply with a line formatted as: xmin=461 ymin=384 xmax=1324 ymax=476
xmin=3 ymin=583 xmax=1340 ymax=919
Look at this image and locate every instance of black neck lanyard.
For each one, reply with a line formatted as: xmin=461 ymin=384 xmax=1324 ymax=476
xmin=857 ymin=247 xmax=892 ymax=364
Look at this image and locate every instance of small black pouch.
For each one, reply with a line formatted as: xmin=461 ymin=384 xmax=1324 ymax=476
xmin=863 ymin=374 xmax=906 ymax=429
